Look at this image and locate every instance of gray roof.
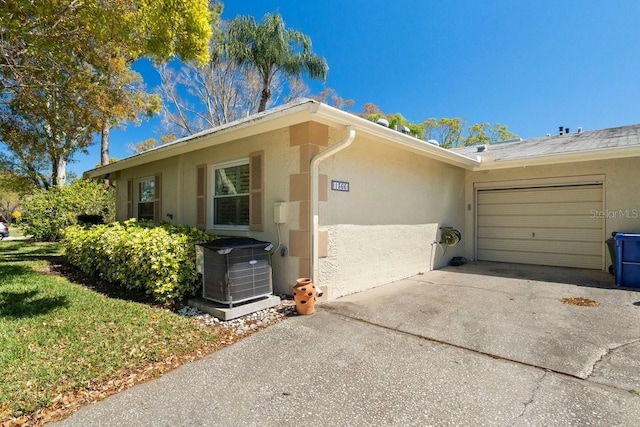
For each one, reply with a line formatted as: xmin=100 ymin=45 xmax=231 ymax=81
xmin=452 ymin=124 xmax=640 ymax=161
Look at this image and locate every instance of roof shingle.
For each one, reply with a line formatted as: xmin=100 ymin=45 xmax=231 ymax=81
xmin=452 ymin=124 xmax=640 ymax=161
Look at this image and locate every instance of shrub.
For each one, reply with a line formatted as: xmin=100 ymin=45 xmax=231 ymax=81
xmin=76 ymin=214 xmax=104 ymax=225
xmin=22 ymin=179 xmax=115 ymax=241
xmin=63 ymin=220 xmax=215 ymax=304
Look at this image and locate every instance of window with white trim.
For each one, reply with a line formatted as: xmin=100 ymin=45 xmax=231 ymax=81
xmin=137 ymin=177 xmax=155 ymax=221
xmin=212 ymin=160 xmax=250 ymax=228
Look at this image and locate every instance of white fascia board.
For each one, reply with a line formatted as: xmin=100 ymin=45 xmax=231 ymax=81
xmin=85 ymin=99 xmax=483 ymax=178
xmin=84 ymin=101 xmax=318 ymax=178
xmin=311 ymin=104 xmax=481 ymax=169
xmin=471 ymin=145 xmax=640 ymax=171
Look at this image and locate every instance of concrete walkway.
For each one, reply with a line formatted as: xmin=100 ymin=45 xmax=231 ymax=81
xmin=56 ymin=262 xmax=640 ymax=426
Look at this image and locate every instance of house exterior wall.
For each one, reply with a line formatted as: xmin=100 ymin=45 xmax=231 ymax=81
xmin=287 ymin=121 xmax=332 ymax=289
xmin=114 ymin=128 xmax=302 ymax=295
xmin=464 ymin=156 xmax=640 ymax=268
xmin=317 ymin=134 xmax=467 ymax=299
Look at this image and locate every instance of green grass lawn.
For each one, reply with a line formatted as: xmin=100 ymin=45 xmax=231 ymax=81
xmin=0 ymin=241 xmax=219 ymax=423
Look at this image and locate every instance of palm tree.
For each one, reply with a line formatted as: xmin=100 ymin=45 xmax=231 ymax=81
xmin=226 ymin=12 xmax=328 ymax=112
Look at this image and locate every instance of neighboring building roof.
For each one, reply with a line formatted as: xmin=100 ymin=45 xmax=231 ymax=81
xmin=452 ymin=124 xmax=640 ymax=169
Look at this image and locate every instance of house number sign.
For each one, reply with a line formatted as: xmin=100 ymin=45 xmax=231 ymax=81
xmin=331 ymin=180 xmax=350 ymax=192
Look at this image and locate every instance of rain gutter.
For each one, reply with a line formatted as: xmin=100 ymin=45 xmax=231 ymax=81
xmin=309 ymin=125 xmax=356 ymax=292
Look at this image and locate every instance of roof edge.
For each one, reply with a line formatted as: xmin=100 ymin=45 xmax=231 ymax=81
xmin=85 ymin=99 xmax=482 ymax=178
xmin=84 ymin=99 xmax=318 ymax=178
xmin=311 ymin=103 xmax=481 ymax=169
xmin=472 ymin=144 xmax=640 ymax=171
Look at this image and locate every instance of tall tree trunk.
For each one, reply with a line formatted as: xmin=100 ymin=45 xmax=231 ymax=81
xmin=101 ymin=119 xmax=111 ymax=188
xmin=101 ymin=119 xmax=110 ymax=166
xmin=55 ymin=156 xmax=66 ymax=187
xmin=258 ymin=86 xmax=271 ymax=112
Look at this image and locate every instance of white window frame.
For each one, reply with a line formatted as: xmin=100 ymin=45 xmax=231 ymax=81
xmin=210 ymin=159 xmax=250 ymax=231
xmin=136 ymin=176 xmax=155 ymax=221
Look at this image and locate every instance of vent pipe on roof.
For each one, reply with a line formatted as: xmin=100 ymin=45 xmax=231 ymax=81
xmin=577 ymin=127 xmax=582 ymax=133
xmin=477 ymin=144 xmax=487 ymax=152
xmin=559 ymin=126 xmax=564 ymax=135
xmin=376 ymin=118 xmax=389 ymax=127
xmin=397 ymin=125 xmax=411 ymax=134
xmin=565 ymin=127 xmax=570 ymax=134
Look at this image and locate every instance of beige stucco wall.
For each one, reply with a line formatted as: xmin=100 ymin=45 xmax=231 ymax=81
xmin=318 ymin=134 xmax=467 ymax=299
xmin=464 ymin=156 xmax=640 ymax=269
xmin=114 ymin=128 xmax=302 ymax=295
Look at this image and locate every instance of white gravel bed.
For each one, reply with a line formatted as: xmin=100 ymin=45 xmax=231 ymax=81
xmin=177 ymin=296 xmax=297 ymax=336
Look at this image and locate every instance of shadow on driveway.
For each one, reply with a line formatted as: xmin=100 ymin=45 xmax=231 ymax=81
xmin=440 ymin=261 xmax=616 ymax=289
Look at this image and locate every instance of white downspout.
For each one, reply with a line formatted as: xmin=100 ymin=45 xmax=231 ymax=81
xmin=310 ymin=125 xmax=356 ymax=296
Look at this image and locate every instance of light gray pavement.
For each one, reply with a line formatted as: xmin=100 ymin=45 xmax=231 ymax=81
xmin=56 ymin=262 xmax=640 ymax=426
xmin=327 ymin=262 xmax=640 ymax=386
xmin=1 ymin=235 xmax=31 ymax=241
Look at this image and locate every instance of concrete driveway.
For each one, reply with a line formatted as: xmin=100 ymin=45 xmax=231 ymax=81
xmin=56 ymin=262 xmax=640 ymax=426
xmin=327 ymin=262 xmax=640 ymax=388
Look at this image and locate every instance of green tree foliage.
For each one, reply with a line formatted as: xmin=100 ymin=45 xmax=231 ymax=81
xmin=0 ymin=69 xmax=102 ymax=188
xmin=63 ymin=220 xmax=215 ymax=304
xmin=0 ymin=172 xmax=22 ymax=222
xmin=423 ymin=117 xmax=466 ymax=148
xmin=157 ymin=16 xmax=318 ymax=137
xmin=0 ymin=0 xmax=216 ymax=186
xmin=96 ymin=70 xmax=162 ymax=169
xmin=360 ymin=103 xmax=427 ymax=139
xmin=128 ymin=138 xmax=161 ymax=155
xmin=423 ymin=118 xmax=518 ymax=148
xmin=226 ymin=12 xmax=328 ymax=112
xmin=361 ymin=104 xmax=518 ymax=148
xmin=127 ymin=134 xmax=176 ymax=155
xmin=464 ymin=122 xmax=517 ymax=146
xmin=22 ymin=179 xmax=115 ymax=241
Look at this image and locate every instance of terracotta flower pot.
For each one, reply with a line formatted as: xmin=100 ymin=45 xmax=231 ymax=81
xmin=293 ymin=278 xmax=316 ymax=315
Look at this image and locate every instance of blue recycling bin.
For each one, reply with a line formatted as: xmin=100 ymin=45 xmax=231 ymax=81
xmin=614 ymin=233 xmax=640 ymax=287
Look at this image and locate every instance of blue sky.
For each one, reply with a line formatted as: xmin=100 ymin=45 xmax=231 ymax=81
xmin=70 ymin=0 xmax=640 ymax=176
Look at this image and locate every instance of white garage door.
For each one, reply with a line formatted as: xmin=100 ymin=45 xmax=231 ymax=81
xmin=477 ymin=184 xmax=603 ymax=269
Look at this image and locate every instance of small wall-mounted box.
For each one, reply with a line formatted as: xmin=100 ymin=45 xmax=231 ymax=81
xmin=274 ymin=202 xmax=287 ymax=224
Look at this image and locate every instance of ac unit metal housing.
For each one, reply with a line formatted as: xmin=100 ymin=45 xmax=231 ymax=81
xmin=196 ymin=237 xmax=273 ymax=307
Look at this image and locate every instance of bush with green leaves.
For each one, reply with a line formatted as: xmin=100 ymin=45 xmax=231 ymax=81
xmin=22 ymin=179 xmax=115 ymax=241
xmin=63 ymin=219 xmax=215 ymax=304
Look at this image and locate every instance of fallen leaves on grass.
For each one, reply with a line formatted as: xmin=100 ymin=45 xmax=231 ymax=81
xmin=1 ymin=326 xmax=242 ymax=427
xmin=559 ymin=297 xmax=600 ymax=307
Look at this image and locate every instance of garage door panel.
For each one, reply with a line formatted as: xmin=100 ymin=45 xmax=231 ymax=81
xmin=477 ymin=215 xmax=602 ymax=229
xmin=476 ymin=184 xmax=603 ymax=269
xmin=478 ymin=238 xmax=602 ymax=256
xmin=478 ymin=201 xmax=599 ymax=216
xmin=477 ymin=227 xmax=602 ymax=243
xmin=478 ymin=186 xmax=602 ymax=205
xmin=477 ymin=249 xmax=601 ymax=269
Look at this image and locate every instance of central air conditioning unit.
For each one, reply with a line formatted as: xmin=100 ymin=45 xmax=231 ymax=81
xmin=196 ymin=237 xmax=273 ymax=307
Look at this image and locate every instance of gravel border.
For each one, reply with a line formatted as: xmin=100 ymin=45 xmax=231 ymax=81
xmin=177 ymin=295 xmax=298 ymax=336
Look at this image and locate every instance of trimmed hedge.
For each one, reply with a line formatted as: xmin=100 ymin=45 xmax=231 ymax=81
xmin=63 ymin=219 xmax=215 ymax=304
